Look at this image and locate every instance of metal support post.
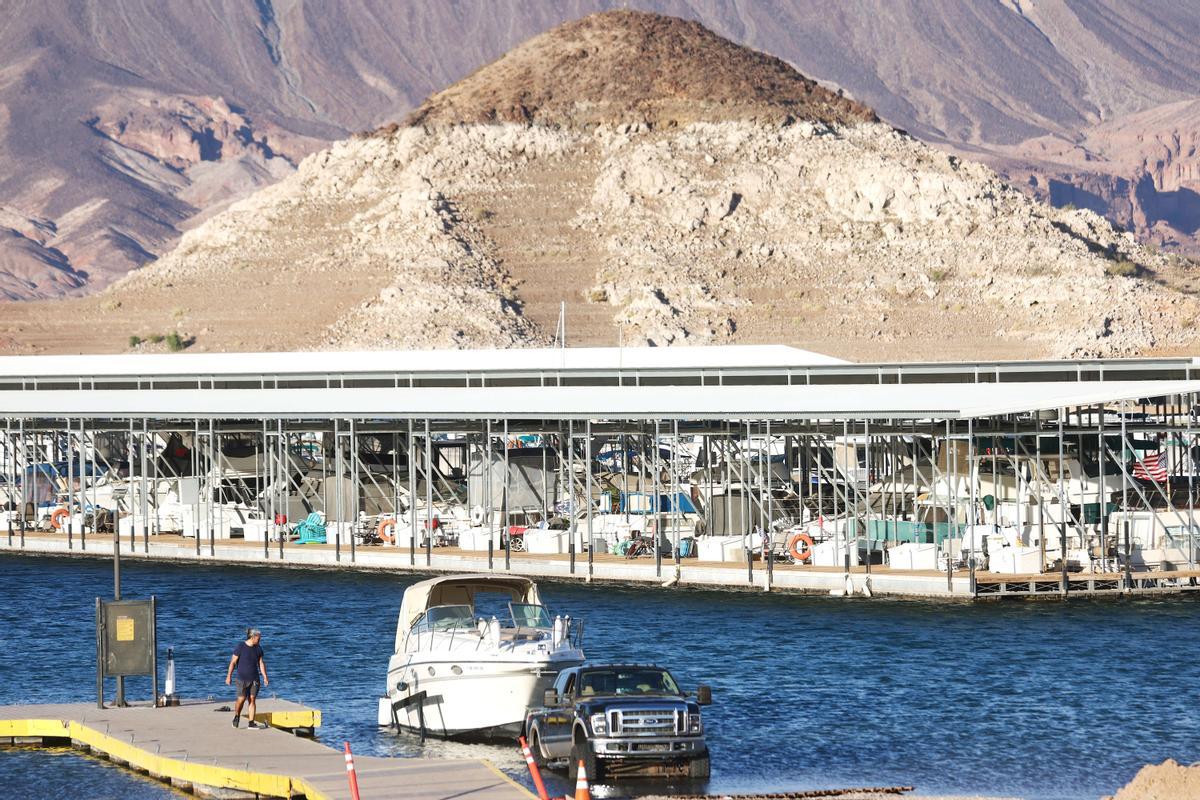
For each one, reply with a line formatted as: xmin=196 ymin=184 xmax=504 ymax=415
xmin=193 ymin=420 xmax=200 ymax=556
xmin=653 ymin=419 xmax=661 ymax=578
xmin=1121 ymin=409 xmax=1130 ymax=587
xmin=409 ymin=420 xmax=417 ymax=565
xmin=426 ymin=418 xmax=433 ymax=566
xmin=1058 ymin=409 xmax=1068 ymax=595
xmin=334 ymin=419 xmax=343 ymax=562
xmin=263 ymin=419 xmax=271 ymax=560
xmin=67 ymin=418 xmax=74 ymax=550
xmin=567 ymin=421 xmax=575 ymax=570
xmin=586 ymin=419 xmax=593 ymax=577
xmin=279 ymin=421 xmax=286 ymax=560
xmin=141 ymin=418 xmax=150 ymax=552
xmin=1189 ymin=391 xmax=1196 ymax=570
xmin=80 ymin=418 xmax=88 ymax=551
xmin=127 ymin=419 xmax=135 ymax=551
xmin=351 ymin=418 xmax=358 ymax=563
xmin=6 ymin=419 xmax=12 ymax=547
xmin=945 ymin=419 xmax=952 ymax=591
xmin=968 ymin=418 xmax=976 ymax=596
xmin=208 ymin=420 xmax=215 ymax=556
xmin=503 ymin=419 xmax=510 ymax=570
xmin=674 ymin=419 xmax=682 ymax=567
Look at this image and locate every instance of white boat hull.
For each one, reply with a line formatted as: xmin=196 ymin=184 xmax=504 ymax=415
xmin=381 ymin=652 xmax=582 ymax=739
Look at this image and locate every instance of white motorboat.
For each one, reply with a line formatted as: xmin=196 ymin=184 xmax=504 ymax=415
xmin=377 ymin=574 xmax=584 ymax=740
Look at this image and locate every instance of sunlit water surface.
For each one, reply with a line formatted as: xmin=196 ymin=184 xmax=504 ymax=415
xmin=1 ymin=555 xmax=1197 ymax=800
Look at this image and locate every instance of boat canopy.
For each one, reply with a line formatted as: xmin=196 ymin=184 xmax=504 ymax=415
xmin=394 ymin=574 xmax=543 ymax=650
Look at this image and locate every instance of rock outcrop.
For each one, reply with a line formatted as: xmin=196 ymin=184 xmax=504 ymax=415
xmin=82 ymin=12 xmax=1200 ymax=360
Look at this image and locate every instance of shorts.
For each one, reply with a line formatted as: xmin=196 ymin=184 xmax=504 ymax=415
xmin=235 ymin=677 xmax=260 ymax=700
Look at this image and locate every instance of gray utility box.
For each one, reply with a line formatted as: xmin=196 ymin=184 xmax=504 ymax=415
xmin=96 ymin=597 xmax=158 ymax=707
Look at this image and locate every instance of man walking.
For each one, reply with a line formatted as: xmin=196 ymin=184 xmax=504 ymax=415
xmin=225 ymin=628 xmax=270 ymax=728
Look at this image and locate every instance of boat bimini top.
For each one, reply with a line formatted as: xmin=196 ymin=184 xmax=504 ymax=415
xmin=394 ymin=574 xmax=544 ymax=649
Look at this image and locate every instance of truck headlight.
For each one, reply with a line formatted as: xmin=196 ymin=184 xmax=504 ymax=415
xmin=688 ymin=713 xmax=702 ymax=733
xmin=590 ymin=713 xmax=607 ymax=735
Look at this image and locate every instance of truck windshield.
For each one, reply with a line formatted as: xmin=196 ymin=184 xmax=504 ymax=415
xmin=578 ymin=668 xmax=679 ymax=696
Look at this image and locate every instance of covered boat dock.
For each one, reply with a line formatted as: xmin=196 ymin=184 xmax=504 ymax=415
xmin=2 ymin=345 xmax=1199 ymax=599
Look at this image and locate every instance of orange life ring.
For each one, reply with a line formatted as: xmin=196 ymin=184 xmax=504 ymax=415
xmin=788 ymin=532 xmax=814 ymax=563
xmin=377 ymin=518 xmax=395 ymax=544
xmin=50 ymin=507 xmax=70 ymax=530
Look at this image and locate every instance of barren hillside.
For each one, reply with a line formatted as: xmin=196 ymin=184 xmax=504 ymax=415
xmin=3 ymin=1 xmax=1199 ymax=304
xmin=4 ymin=10 xmax=1199 ymax=362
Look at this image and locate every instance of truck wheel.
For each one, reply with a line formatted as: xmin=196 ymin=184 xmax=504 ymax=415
xmin=688 ymin=755 xmax=711 ymax=779
xmin=529 ymin=730 xmax=546 ymax=768
xmin=570 ymin=737 xmax=604 ymax=782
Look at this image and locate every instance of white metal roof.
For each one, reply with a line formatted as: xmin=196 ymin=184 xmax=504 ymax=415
xmin=0 ymin=345 xmax=845 ymax=378
xmin=2 ymin=380 xmax=1195 ymax=421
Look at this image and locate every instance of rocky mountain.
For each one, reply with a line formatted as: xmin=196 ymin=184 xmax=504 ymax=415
xmin=2 ymin=1 xmax=1199 ymax=305
xmin=0 ymin=0 xmax=573 ymax=300
xmin=5 ymin=10 xmax=1198 ymax=362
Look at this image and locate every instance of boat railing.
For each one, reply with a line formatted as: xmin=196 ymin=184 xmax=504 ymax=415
xmin=403 ymin=605 xmax=584 ymax=654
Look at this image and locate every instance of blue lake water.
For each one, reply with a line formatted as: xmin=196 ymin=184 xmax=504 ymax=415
xmin=0 ymin=554 xmax=1197 ymax=800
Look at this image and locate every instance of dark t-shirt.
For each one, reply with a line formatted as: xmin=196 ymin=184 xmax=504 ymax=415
xmin=232 ymin=641 xmax=264 ymax=682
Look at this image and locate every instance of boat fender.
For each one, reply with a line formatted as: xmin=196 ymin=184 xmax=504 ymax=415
xmin=787 ymin=532 xmax=814 ymax=563
xmin=377 ymin=517 xmax=395 ymax=544
xmin=50 ymin=507 xmax=69 ymax=530
xmin=471 ymin=504 xmax=486 ymax=526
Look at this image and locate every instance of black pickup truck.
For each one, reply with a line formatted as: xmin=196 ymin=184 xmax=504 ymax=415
xmin=523 ymin=663 xmax=711 ymax=781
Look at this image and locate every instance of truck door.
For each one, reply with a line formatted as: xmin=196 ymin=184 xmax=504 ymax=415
xmin=544 ymin=670 xmax=576 ymax=754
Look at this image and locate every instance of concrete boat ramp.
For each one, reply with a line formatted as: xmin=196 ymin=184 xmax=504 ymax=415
xmin=0 ymin=699 xmax=533 ymax=800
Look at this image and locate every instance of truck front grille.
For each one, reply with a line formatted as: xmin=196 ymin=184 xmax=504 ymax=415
xmin=610 ymin=708 xmax=684 ymax=736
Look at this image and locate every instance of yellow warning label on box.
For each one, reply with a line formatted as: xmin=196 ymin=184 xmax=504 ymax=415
xmin=116 ymin=616 xmax=135 ymax=642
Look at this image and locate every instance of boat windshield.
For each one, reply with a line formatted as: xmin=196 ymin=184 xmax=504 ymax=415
xmin=414 ymin=605 xmax=474 ymax=633
xmin=510 ymin=603 xmax=552 ymax=629
xmin=578 ymin=667 xmax=680 ymax=697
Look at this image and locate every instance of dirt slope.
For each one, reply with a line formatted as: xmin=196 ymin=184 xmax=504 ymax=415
xmin=4 ymin=11 xmax=1198 ymax=362
xmin=402 ymin=10 xmax=874 ymax=129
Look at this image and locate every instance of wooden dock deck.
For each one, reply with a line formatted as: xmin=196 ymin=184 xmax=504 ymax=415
xmin=0 ymin=699 xmax=534 ymax=800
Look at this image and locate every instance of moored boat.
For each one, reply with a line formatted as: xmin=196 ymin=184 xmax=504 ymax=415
xmin=377 ymin=574 xmax=584 ymax=740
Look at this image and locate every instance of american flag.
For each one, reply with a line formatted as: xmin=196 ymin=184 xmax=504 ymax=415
xmin=1132 ymin=452 xmax=1168 ymax=482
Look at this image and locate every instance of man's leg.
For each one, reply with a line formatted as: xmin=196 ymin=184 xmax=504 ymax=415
xmin=233 ymin=685 xmax=246 ymax=727
xmin=246 ymin=682 xmax=258 ymax=726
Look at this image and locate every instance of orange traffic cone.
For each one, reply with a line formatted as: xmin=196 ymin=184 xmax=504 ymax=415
xmin=573 ymin=759 xmax=591 ymax=800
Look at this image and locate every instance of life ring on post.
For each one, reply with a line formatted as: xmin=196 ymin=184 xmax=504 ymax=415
xmin=50 ymin=507 xmax=69 ymax=530
xmin=788 ymin=532 xmax=814 ymax=563
xmin=377 ymin=518 xmax=395 ymax=544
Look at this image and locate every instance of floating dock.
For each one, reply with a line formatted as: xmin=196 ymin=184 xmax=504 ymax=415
xmin=0 ymin=699 xmax=533 ymax=800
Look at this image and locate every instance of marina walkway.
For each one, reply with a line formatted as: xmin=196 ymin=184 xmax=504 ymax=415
xmin=6 ymin=531 xmax=1198 ymax=598
xmin=1 ymin=530 xmax=969 ymax=598
xmin=0 ymin=699 xmax=534 ymax=800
